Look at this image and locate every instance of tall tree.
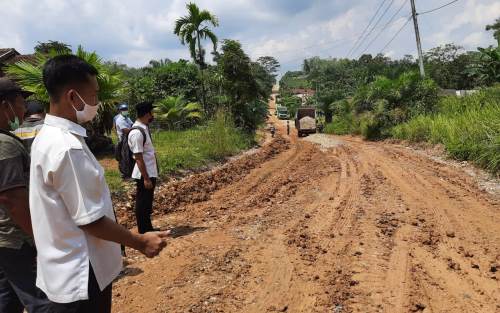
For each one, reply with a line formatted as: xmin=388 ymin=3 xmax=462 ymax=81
xmin=486 ymin=18 xmax=500 ymax=46
xmin=174 ymin=3 xmax=219 ymax=113
xmin=256 ymin=56 xmax=280 ymax=83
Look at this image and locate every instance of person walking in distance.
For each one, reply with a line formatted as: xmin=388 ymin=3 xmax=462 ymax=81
xmin=128 ymin=101 xmax=159 ymax=234
xmin=30 ymin=55 xmax=168 ymax=312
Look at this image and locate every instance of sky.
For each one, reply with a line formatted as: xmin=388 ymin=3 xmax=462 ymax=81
xmin=1 ymin=0 xmax=499 ymax=75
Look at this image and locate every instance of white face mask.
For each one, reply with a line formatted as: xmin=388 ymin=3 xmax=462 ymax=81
xmin=73 ymin=91 xmax=100 ymax=124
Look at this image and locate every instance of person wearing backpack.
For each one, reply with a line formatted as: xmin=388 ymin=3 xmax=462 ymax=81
xmin=128 ymin=101 xmax=158 ymax=234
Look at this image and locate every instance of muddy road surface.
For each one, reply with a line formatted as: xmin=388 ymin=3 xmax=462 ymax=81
xmin=113 ymin=123 xmax=499 ymax=313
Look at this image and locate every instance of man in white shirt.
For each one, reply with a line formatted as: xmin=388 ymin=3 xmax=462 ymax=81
xmin=114 ymin=103 xmax=133 ymax=142
xmin=30 ymin=55 xmax=169 ymax=312
xmin=128 ymin=101 xmax=159 ymax=234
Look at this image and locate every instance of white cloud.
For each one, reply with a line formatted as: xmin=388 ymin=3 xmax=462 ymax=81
xmin=462 ymin=32 xmax=487 ymax=47
xmin=0 ymin=0 xmax=498 ymax=74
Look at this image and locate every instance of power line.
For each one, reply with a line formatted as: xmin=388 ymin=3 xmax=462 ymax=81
xmin=378 ymin=16 xmax=412 ymax=55
xmin=346 ymin=0 xmax=388 ymax=57
xmin=350 ymin=0 xmax=397 ymax=57
xmin=418 ymin=0 xmax=460 ymax=15
xmin=276 ymin=10 xmax=413 ymax=67
xmin=357 ymin=0 xmax=410 ymax=57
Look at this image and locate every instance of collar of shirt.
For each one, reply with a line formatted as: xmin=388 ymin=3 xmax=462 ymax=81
xmin=44 ymin=114 xmax=87 ymax=138
xmin=134 ymin=120 xmax=146 ymax=127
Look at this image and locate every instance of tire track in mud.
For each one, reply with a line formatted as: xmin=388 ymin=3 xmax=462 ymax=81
xmin=113 ymin=134 xmax=500 ymax=313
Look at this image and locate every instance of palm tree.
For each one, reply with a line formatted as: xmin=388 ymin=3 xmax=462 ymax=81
xmin=154 ymin=95 xmax=203 ymax=130
xmin=5 ymin=46 xmax=125 ymax=151
xmin=174 ymin=2 xmax=219 ymax=112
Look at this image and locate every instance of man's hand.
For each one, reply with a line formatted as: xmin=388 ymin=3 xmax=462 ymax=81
xmin=144 ymin=177 xmax=154 ymax=190
xmin=138 ymin=231 xmax=169 ymax=258
xmin=80 ymin=217 xmax=170 ymax=258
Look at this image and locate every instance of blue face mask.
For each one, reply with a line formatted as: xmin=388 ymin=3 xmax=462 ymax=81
xmin=121 ymin=111 xmax=129 ymax=117
xmin=5 ymin=104 xmax=20 ymax=131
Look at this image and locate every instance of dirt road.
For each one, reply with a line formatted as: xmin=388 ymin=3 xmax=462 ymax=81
xmin=113 ymin=103 xmax=499 ymax=313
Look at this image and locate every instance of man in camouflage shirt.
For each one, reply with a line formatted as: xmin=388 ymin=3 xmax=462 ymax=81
xmin=0 ymin=78 xmax=50 ymax=312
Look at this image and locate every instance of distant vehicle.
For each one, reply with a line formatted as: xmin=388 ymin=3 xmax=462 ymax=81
xmin=295 ymin=107 xmax=317 ymax=137
xmin=276 ymin=106 xmax=290 ymax=120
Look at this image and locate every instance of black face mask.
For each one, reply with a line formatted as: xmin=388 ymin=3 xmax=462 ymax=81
xmin=148 ymin=116 xmax=154 ymax=124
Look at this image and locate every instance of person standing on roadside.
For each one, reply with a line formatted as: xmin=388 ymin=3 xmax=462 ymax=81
xmin=0 ymin=78 xmax=51 ymax=313
xmin=30 ymin=55 xmax=169 ymax=312
xmin=13 ymin=100 xmax=46 ymax=151
xmin=114 ymin=103 xmax=133 ymax=142
xmin=128 ymin=101 xmax=159 ymax=234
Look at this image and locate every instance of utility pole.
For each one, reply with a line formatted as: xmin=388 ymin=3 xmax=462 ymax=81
xmin=410 ymin=0 xmax=425 ymax=78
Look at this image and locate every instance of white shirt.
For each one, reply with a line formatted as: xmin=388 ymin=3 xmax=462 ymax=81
xmin=128 ymin=120 xmax=158 ymax=179
xmin=29 ymin=114 xmax=122 ymax=303
xmin=114 ymin=114 xmax=133 ymax=141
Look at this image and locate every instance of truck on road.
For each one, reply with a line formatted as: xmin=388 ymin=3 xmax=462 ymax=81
xmin=295 ymin=107 xmax=317 ymax=137
xmin=276 ymin=106 xmax=290 ymax=120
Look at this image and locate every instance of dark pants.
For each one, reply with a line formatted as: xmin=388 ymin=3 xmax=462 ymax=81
xmin=46 ymin=265 xmax=112 ymax=313
xmin=135 ymin=177 xmax=157 ymax=234
xmin=0 ymin=243 xmax=51 ymax=313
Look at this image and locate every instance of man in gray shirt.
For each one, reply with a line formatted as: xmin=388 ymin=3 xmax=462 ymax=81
xmin=0 ymin=78 xmax=50 ymax=312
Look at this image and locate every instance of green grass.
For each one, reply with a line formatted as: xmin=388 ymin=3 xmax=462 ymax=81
xmin=104 ymin=169 xmax=124 ymax=193
xmin=152 ymin=112 xmax=254 ymax=174
xmin=324 ymin=114 xmax=356 ymax=135
xmin=392 ymin=88 xmax=500 ymax=174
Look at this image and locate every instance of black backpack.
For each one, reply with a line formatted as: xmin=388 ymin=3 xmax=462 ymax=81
xmin=117 ymin=127 xmax=147 ymax=179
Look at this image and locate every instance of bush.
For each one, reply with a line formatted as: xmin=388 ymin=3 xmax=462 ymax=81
xmin=393 ymin=87 xmax=500 ymax=174
xmin=153 ymin=111 xmax=254 ymax=173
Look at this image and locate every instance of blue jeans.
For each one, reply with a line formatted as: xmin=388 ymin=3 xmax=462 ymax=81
xmin=0 ymin=243 xmax=51 ymax=313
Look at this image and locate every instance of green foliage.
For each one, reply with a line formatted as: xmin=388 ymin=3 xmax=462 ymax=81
xmin=154 ymin=95 xmax=203 ymax=130
xmin=34 ymin=40 xmax=72 ymax=54
xmin=281 ymin=95 xmax=301 ymax=117
xmin=216 ymin=39 xmax=269 ymax=131
xmin=5 ymin=46 xmax=125 ymax=135
xmin=350 ymin=71 xmax=439 ymax=139
xmin=424 ymin=44 xmax=478 ymax=89
xmin=486 ymin=17 xmax=500 ymax=46
xmin=393 ymin=87 xmax=500 ymax=174
xmin=126 ymin=59 xmax=201 ymax=106
xmin=173 ymin=2 xmax=219 ymax=68
xmin=279 ymin=71 xmax=310 ymax=90
xmin=152 ymin=111 xmax=254 ymax=173
xmin=466 ymin=46 xmax=500 ymax=86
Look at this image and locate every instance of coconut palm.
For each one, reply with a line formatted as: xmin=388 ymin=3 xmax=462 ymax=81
xmin=174 ymin=3 xmax=218 ymax=68
xmin=154 ymin=95 xmax=203 ymax=130
xmin=5 ymin=46 xmax=125 ymax=151
xmin=5 ymin=46 xmax=125 ymax=132
xmin=174 ymin=2 xmax=218 ymax=112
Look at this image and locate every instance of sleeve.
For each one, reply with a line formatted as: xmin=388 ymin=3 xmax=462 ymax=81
xmin=52 ymin=149 xmax=107 ymax=226
xmin=0 ymin=140 xmax=26 ymax=192
xmin=115 ymin=117 xmax=129 ymax=132
xmin=128 ymin=129 xmax=144 ymax=154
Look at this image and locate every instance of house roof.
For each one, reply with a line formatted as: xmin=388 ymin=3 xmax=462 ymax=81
xmin=5 ymin=54 xmax=37 ymax=65
xmin=0 ymin=48 xmax=20 ymax=62
xmin=291 ymin=88 xmax=315 ymax=95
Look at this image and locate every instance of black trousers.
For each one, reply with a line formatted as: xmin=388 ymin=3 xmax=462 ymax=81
xmin=135 ymin=177 xmax=157 ymax=234
xmin=46 ymin=265 xmax=112 ymax=313
xmin=0 ymin=243 xmax=51 ymax=313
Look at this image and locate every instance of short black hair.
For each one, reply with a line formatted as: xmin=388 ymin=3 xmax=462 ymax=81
xmin=42 ymin=55 xmax=98 ymax=101
xmin=136 ymin=101 xmax=155 ymax=117
xmin=0 ymin=92 xmax=18 ymax=104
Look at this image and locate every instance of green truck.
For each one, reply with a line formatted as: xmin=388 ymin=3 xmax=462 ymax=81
xmin=276 ymin=106 xmax=290 ymax=120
